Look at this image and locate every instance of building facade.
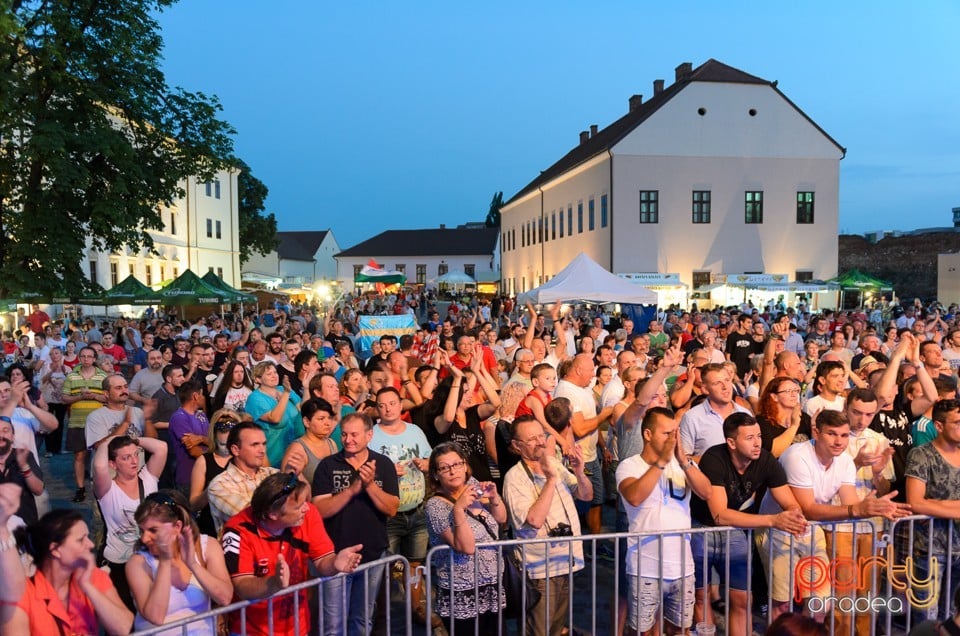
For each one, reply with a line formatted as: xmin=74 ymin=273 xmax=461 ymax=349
xmin=243 ymin=230 xmax=340 ymax=286
xmin=335 ymin=225 xmax=500 ymax=292
xmin=84 ymin=168 xmax=241 ymax=289
xmin=500 ymin=59 xmax=844 ymax=303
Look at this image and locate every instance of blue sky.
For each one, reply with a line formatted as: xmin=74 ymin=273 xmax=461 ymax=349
xmin=156 ymin=1 xmax=960 ymax=249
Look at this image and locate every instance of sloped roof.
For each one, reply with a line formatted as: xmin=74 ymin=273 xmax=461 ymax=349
xmin=507 ymin=58 xmax=844 ymax=205
xmin=276 ymin=231 xmax=329 ymax=261
xmin=336 ymin=227 xmax=500 ymax=258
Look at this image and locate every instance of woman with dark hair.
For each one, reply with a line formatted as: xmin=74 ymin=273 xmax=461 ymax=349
xmin=189 ymin=409 xmax=250 ymax=536
xmin=5 ymin=509 xmax=134 ymax=635
xmin=7 ymin=362 xmax=45 ymax=409
xmin=62 ymin=339 xmax=80 ymax=369
xmin=280 ymin=397 xmax=338 ymax=484
xmin=210 ymin=360 xmax=253 ymax=413
xmin=755 ymin=377 xmax=811 ymax=458
xmin=424 ymin=442 xmax=506 ymax=633
xmin=127 ymin=490 xmax=233 ymax=635
xmin=338 ymin=368 xmax=366 ymax=408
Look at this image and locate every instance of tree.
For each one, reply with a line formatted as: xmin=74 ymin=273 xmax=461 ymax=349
xmin=0 ymin=0 xmax=236 ymax=297
xmin=236 ymin=160 xmax=277 ymax=266
xmin=485 ymin=191 xmax=503 ymax=228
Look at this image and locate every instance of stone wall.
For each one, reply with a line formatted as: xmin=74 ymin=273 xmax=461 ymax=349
xmin=839 ymin=231 xmax=960 ymax=301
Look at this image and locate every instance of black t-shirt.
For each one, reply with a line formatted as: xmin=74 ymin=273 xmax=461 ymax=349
xmin=756 ymin=413 xmax=812 ymax=453
xmin=691 ymin=444 xmax=788 ymax=526
xmin=326 ymin=333 xmax=353 ymax=352
xmin=213 ymin=351 xmax=229 ymax=375
xmin=870 ymin=399 xmax=914 ymax=501
xmin=683 ymin=338 xmax=705 ymax=356
xmin=725 ymin=331 xmax=756 ymax=378
xmin=311 ymin=449 xmax=399 ymax=563
xmin=442 ymin=405 xmax=492 ymax=483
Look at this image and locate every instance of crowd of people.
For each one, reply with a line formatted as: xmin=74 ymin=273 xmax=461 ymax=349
xmin=0 ymin=296 xmax=959 ymax=635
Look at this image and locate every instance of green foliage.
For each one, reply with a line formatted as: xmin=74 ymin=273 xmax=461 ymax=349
xmin=0 ymin=0 xmax=235 ymax=297
xmin=485 ymin=191 xmax=503 ymax=228
xmin=235 ymin=159 xmax=277 ymax=266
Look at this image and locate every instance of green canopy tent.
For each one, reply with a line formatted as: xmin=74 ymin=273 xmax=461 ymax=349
xmin=79 ymin=275 xmax=163 ymax=306
xmin=201 ymin=272 xmax=256 ymax=303
xmin=826 ymin=269 xmax=894 ymax=309
xmin=157 ymin=270 xmax=232 ymax=306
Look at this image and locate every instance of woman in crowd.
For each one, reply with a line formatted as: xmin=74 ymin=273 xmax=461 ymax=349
xmin=245 ymin=360 xmax=303 ymax=467
xmin=744 ymin=354 xmax=765 ymax=412
xmin=92 ymin=433 xmax=168 ymax=610
xmin=280 ymin=397 xmax=338 ymax=484
xmin=424 ymin=442 xmax=506 ymax=634
xmin=755 ymin=377 xmax=810 ymax=458
xmin=593 ymin=364 xmax=613 ymax=406
xmin=127 ymin=491 xmax=233 ymax=635
xmin=13 ymin=336 xmax=33 ymax=366
xmin=39 ymin=347 xmax=68 ymax=455
xmin=578 ymin=334 xmax=595 ymax=357
xmin=431 ymin=353 xmax=500 ymax=483
xmin=7 ymin=363 xmax=44 ymax=409
xmin=5 ymin=510 xmax=134 ymax=635
xmin=339 ymin=368 xmax=367 ymax=409
xmin=881 ymin=325 xmax=900 ymax=357
xmin=189 ymin=409 xmax=247 ymax=536
xmin=62 ymin=339 xmax=80 ymax=369
xmin=209 ymin=360 xmax=253 ymax=413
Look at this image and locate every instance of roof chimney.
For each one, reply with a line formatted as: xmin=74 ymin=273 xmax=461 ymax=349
xmin=628 ymin=94 xmax=643 ymax=112
xmin=675 ymin=62 xmax=693 ymax=82
xmin=589 ymin=124 xmax=598 ymax=137
xmin=579 ymin=130 xmax=590 ymax=145
xmin=653 ymin=79 xmax=664 ymax=95
xmin=440 ymin=224 xmax=445 ymax=229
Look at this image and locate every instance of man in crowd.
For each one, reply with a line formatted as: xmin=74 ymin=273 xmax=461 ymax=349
xmin=222 ymin=472 xmax=363 ymax=636
xmin=168 ymin=381 xmax=210 ymax=493
xmin=99 ymin=332 xmax=126 ymax=372
xmin=679 ymin=363 xmax=751 ymax=458
xmin=84 ymin=374 xmax=148 ymax=451
xmin=555 ymin=353 xmax=614 ymax=545
xmin=368 ymin=386 xmax=433 ymax=624
xmin=61 ymin=346 xmax=108 ymax=502
xmin=128 ymin=348 xmax=164 ymax=407
xmin=804 ymin=361 xmax=848 ymax=416
xmin=617 ymin=407 xmax=712 ymax=635
xmin=313 ymin=411 xmax=400 ymax=635
xmin=725 ymin=314 xmax=757 ymax=379
xmin=503 ymin=415 xmax=590 ymax=636
xmin=208 ymin=421 xmax=279 ymax=532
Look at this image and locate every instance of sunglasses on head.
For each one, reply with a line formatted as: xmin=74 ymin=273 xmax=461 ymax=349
xmin=214 ymin=417 xmax=238 ymax=432
xmin=145 ymin=492 xmax=181 ymax=515
xmin=270 ymin=472 xmax=300 ymax=504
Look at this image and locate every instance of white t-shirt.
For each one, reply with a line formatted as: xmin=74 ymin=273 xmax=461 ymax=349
xmin=99 ymin=467 xmax=159 ymax=563
xmin=616 ymin=455 xmax=694 ymax=579
xmin=11 ymin=407 xmax=42 ymax=463
xmin=85 ymin=406 xmax=145 ymax=449
xmin=803 ymin=394 xmax=845 ymax=417
xmin=555 ymin=379 xmax=599 ymax=462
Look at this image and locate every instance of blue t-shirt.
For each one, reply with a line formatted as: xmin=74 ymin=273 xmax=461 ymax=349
xmin=245 ymin=388 xmax=303 ymax=467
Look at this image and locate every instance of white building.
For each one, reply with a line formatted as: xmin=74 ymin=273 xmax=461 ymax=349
xmin=84 ymin=167 xmax=241 ymax=289
xmin=500 ymin=59 xmax=844 ymax=307
xmin=335 ymin=224 xmax=500 ymax=292
xmin=243 ymin=230 xmax=340 ymax=286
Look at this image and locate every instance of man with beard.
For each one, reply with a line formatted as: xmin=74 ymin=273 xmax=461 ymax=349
xmin=0 ymin=416 xmax=44 ymax=524
xmin=128 ymin=348 xmax=164 ymax=407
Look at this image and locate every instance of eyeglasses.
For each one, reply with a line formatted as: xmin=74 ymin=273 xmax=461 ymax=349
xmin=435 ymin=460 xmax=466 ymax=474
xmin=776 ymin=389 xmax=802 ymax=395
xmin=270 ymin=472 xmax=300 ymax=504
xmin=518 ymin=434 xmax=546 ymax=445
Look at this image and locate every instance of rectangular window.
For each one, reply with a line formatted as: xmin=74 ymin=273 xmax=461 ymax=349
xmin=215 ymin=220 xmax=222 ymax=239
xmin=559 ymin=212 xmax=564 ymax=238
xmin=160 ymin=265 xmax=165 ymax=282
xmin=214 ymin=180 xmax=221 ymax=199
xmin=145 ymin=265 xmax=152 ymax=286
xmin=601 ymin=194 xmax=608 ymax=228
xmin=745 ymin=191 xmax=763 ymax=224
xmin=89 ymin=260 xmax=98 ymax=285
xmin=502 ymin=232 xmax=507 ymax=251
xmin=795 ymin=270 xmax=814 ymax=282
xmin=416 ymin=264 xmax=426 ymax=285
xmin=692 ymin=191 xmax=711 ymax=223
xmin=639 ymin=190 xmax=659 ymax=223
xmin=567 ymin=206 xmax=573 ymax=236
xmin=464 ymin=264 xmax=475 ymax=278
xmin=170 ymin=212 xmax=176 ymax=236
xmin=205 ymin=182 xmax=212 ymax=197
xmin=208 ymin=267 xmax=215 ymax=274
xmin=538 ymin=218 xmax=543 ymax=243
xmin=129 ymin=264 xmax=135 ymax=278
xmin=217 ymin=267 xmax=223 ymax=279
xmin=551 ymin=213 xmax=557 ymax=240
xmin=438 ymin=263 xmax=448 ymax=276
xmin=173 ymin=267 xmax=178 ymax=278
xmin=511 ymin=229 xmax=515 ymax=250
xmin=588 ymin=198 xmax=595 ymax=231
xmin=521 ymin=224 xmax=526 ymax=247
xmin=577 ymin=202 xmax=583 ymax=233
xmin=395 ymin=264 xmax=406 ymax=274
xmin=797 ymin=191 xmax=815 ymax=224
xmin=353 ymin=265 xmax=362 ymax=280
xmin=206 ymin=218 xmax=213 ymax=238
xmin=693 ymin=271 xmax=712 ymax=299
xmin=110 ymin=262 xmax=118 ymax=286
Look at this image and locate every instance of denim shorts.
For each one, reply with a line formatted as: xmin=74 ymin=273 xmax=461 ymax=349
xmin=574 ymin=458 xmax=604 ymax=516
xmin=690 ymin=525 xmax=751 ymax=591
xmin=387 ymin=505 xmax=428 ymax=562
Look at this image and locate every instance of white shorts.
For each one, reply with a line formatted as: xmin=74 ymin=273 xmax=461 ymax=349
xmin=627 ymin=574 xmax=695 ymax=632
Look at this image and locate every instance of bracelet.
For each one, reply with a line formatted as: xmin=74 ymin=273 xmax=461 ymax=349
xmin=682 ymin=459 xmax=697 ymax=471
xmin=20 ymin=468 xmax=31 ymax=477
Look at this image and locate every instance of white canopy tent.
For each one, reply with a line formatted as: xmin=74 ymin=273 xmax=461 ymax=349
xmin=517 ymin=252 xmax=657 ymax=305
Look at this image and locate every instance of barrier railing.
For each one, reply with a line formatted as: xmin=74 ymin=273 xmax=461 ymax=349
xmin=130 ymin=553 xmax=411 ymax=636
xmin=128 ymin=517 xmax=957 ymax=636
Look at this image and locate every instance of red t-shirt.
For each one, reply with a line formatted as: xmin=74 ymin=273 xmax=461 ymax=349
xmin=101 ymin=344 xmax=127 ymax=371
xmin=515 ymin=388 xmax=550 ymax=419
xmin=16 ymin=566 xmax=114 ymax=635
xmin=222 ymin=506 xmax=335 ymax=636
xmin=442 ymin=346 xmax=498 ymax=378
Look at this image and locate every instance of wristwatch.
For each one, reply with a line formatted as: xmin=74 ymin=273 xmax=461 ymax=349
xmin=682 ymin=458 xmax=697 ymax=471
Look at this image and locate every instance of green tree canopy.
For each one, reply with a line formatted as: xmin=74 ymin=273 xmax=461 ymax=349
xmin=236 ymin=159 xmax=277 ymax=266
xmin=485 ymin=191 xmax=503 ymax=228
xmin=0 ymin=0 xmax=236 ymax=297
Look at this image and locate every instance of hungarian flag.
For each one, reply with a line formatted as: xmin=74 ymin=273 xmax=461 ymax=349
xmin=355 ymin=259 xmax=406 ymax=285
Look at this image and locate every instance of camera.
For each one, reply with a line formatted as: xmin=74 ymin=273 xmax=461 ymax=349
xmin=548 ymin=523 xmax=573 ymax=538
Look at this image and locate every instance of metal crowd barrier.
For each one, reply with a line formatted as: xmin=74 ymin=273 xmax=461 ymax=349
xmin=130 ymin=553 xmax=411 ymax=636
xmin=129 ymin=517 xmax=958 ymax=636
